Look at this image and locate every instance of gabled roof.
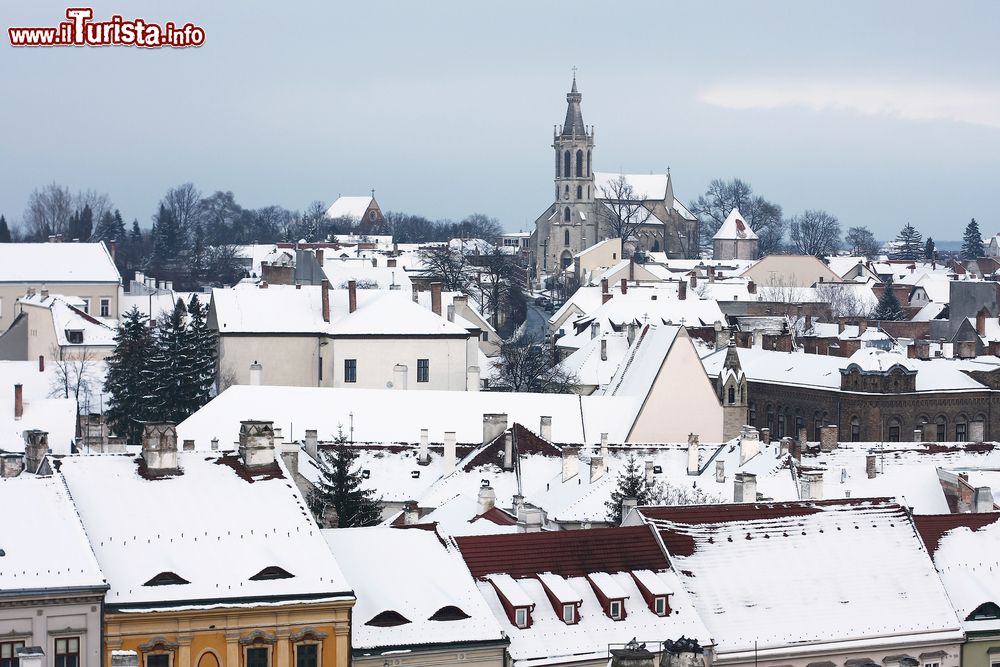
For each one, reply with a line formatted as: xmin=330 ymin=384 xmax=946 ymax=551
xmin=0 ymin=242 xmax=119 ymax=283
xmin=593 ymin=172 xmax=668 ymax=202
xmin=456 ymin=524 xmax=667 ymax=578
xmin=0 ymin=361 xmax=78 ymax=455
xmin=325 ymin=196 xmax=375 ymax=221
xmin=712 ymin=208 xmax=758 ymax=241
xmin=18 ymin=293 xmax=117 ymax=347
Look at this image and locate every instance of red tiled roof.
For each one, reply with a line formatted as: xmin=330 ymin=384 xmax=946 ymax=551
xmin=914 ymin=513 xmax=1000 ymax=556
xmin=473 ymin=507 xmax=518 ymax=526
xmin=462 ymin=424 xmax=561 ymax=472
xmin=456 ymin=525 xmax=667 ymax=579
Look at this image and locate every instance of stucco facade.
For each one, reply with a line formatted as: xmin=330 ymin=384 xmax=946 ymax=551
xmin=0 ymin=592 xmax=105 ymax=667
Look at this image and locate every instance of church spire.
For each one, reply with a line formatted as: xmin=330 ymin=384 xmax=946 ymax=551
xmin=562 ymin=71 xmax=585 ymax=138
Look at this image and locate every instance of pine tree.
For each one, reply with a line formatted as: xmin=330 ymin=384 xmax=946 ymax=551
xmin=129 ymin=219 xmax=143 ymax=243
xmin=872 ymin=273 xmax=905 ymax=321
xmin=93 ymin=210 xmax=116 ymax=241
xmin=924 ymin=237 xmax=936 ymax=261
xmin=605 ymin=454 xmax=655 ymax=524
xmin=893 ymin=223 xmax=923 ymax=260
xmin=185 ymin=294 xmax=217 ymax=414
xmin=307 ymin=430 xmax=382 ymax=528
xmin=112 ymin=210 xmax=126 ymax=240
xmin=144 ymin=299 xmax=192 ymax=423
xmin=962 ymin=218 xmax=985 ymax=259
xmin=0 ymin=215 xmax=11 ymax=243
xmin=104 ymin=307 xmax=155 ymax=444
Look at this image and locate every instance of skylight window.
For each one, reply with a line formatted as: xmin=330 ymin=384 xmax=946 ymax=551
xmin=143 ymin=571 xmax=190 ymax=586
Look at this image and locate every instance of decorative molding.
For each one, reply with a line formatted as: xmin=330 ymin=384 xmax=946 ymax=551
xmin=139 ymin=637 xmax=179 ymax=652
xmin=239 ymin=631 xmax=277 ymax=646
xmin=288 ymin=628 xmax=328 ymax=642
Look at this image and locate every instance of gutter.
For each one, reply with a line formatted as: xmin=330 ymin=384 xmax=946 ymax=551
xmin=353 ymin=637 xmax=510 ymax=657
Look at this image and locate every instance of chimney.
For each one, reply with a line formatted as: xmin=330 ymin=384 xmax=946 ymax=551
xmin=23 ymin=430 xmax=49 ymax=474
xmin=645 ymin=460 xmax=656 ymax=487
xmin=709 ymin=269 xmax=716 ymax=283
xmin=412 ymin=284 xmax=419 ymax=303
xmin=621 ymin=278 xmax=628 ymax=295
xmin=805 ymin=314 xmax=813 ymax=331
xmin=417 ymin=428 xmax=430 ymax=465
xmin=182 ymin=439 xmax=195 ymax=451
xmin=734 ymin=472 xmax=757 ymax=503
xmin=819 ymin=425 xmax=839 ymax=452
xmin=40 ymin=288 xmax=48 ymax=300
xmin=14 ymin=384 xmax=23 ymax=420
xmin=838 ymin=319 xmax=846 ymax=335
xmin=387 ymin=258 xmax=397 ymax=268
xmin=687 ymin=433 xmax=699 ymax=475
xmin=443 ymin=431 xmax=457 ymax=473
xmin=715 ymin=459 xmax=725 ymax=483
xmin=866 ymin=454 xmax=877 ymax=479
xmin=431 ymin=282 xmax=443 ymax=316
xmin=627 ymin=323 xmax=637 ymax=345
xmin=348 ymin=280 xmax=358 ymax=313
xmin=273 ymin=427 xmax=283 ymax=443
xmin=561 ymin=446 xmax=578 ymax=482
xmin=466 ymin=365 xmax=480 ymax=392
xmin=482 ymin=413 xmax=508 ymax=444
xmin=747 ymin=280 xmax=756 ymax=294
xmin=859 ymin=319 xmax=868 ymax=335
xmin=402 ymin=500 xmax=421 ymax=525
xmin=16 ymin=648 xmax=44 ymax=667
xmin=539 ymin=415 xmax=552 ymax=441
xmin=600 ymin=338 xmax=608 ymax=361
xmin=740 ymin=431 xmax=760 ymax=464
xmin=304 ymin=429 xmax=318 ymax=461
xmin=393 ymin=363 xmax=408 ymax=390
xmin=503 ymin=432 xmax=514 ymax=471
xmin=799 ymin=471 xmax=824 ymax=500
xmin=600 ymin=432 xmax=609 ymax=459
xmin=690 ymin=274 xmax=697 ymax=288
xmin=238 ymin=420 xmax=276 ymax=469
xmin=602 ymin=292 xmax=613 ymax=304
xmin=590 ymin=321 xmax=600 ymax=339
xmin=629 ymin=257 xmax=636 ymax=281
xmin=38 ymin=355 xmax=44 ymax=373
xmin=517 ymin=504 xmax=545 ymax=533
xmin=110 ymin=651 xmax=138 ymax=667
xmin=249 ymin=361 xmax=263 ymax=386
xmin=977 ymin=309 xmax=987 ymax=336
xmin=678 ymin=280 xmax=687 ymax=301
xmin=211 ymin=437 xmax=219 ymax=451
xmin=316 ymin=248 xmax=324 ymax=266
xmin=447 ymin=304 xmax=455 ymax=322
xmin=914 ymin=428 xmax=924 ymax=443
xmin=601 ymin=278 xmax=609 ymax=294
xmin=321 ymin=279 xmax=330 ymax=323
xmin=477 ymin=485 xmax=496 ymax=515
xmin=798 ymin=427 xmax=808 ymax=449
xmin=620 ymin=497 xmax=638 ymax=524
xmin=761 ymin=427 xmax=771 ymax=444
xmin=589 ymin=455 xmax=605 ymax=482
xmin=141 ymin=423 xmax=178 ymax=473
xmin=973 ymin=487 xmax=994 ymax=513
xmin=788 ymin=438 xmax=802 ymax=462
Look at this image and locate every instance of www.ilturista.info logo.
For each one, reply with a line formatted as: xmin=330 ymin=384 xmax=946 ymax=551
xmin=8 ymin=8 xmax=205 ymax=48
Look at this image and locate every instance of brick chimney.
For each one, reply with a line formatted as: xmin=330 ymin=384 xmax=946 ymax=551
xmin=23 ymin=430 xmax=49 ymax=474
xmin=321 ymin=279 xmax=330 ymax=323
xmin=977 ymin=309 xmax=987 ymax=336
xmin=629 ymin=257 xmax=635 ymax=281
xmin=747 ymin=280 xmax=756 ymax=295
xmin=483 ymin=413 xmax=508 ymax=444
xmin=601 ymin=278 xmax=608 ymax=294
xmin=620 ymin=278 xmax=628 ymax=295
xmin=14 ymin=383 xmax=23 ymax=420
xmin=539 ymin=415 xmax=552 ymax=442
xmin=678 ymin=280 xmax=687 ymax=301
xmin=760 ymin=427 xmax=771 ymax=444
xmin=690 ymin=273 xmax=697 ymax=288
xmin=238 ymin=420 xmax=276 ymax=469
xmin=348 ymin=280 xmax=358 ymax=313
xmin=430 ymin=282 xmax=443 ymax=316
xmin=820 ymin=425 xmax=839 ymax=451
xmin=602 ymin=292 xmax=613 ymax=304
xmin=141 ymin=423 xmax=178 ymax=473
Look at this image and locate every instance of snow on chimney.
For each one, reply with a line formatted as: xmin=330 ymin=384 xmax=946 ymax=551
xmin=108 ymin=239 xmax=117 ymax=259
xmin=601 ymin=278 xmax=608 ymax=294
xmin=417 ymin=428 xmax=430 ymax=465
xmin=238 ymin=420 xmax=275 ymax=469
xmin=142 ymin=423 xmax=178 ymax=473
xmin=678 ymin=280 xmax=687 ymax=301
xmin=687 ymin=433 xmax=699 ymax=475
xmin=443 ymin=431 xmax=457 ymax=473
xmin=477 ymin=485 xmax=496 ymax=515
xmin=249 ymin=361 xmax=262 ymax=386
xmin=539 ymin=415 xmax=552 ymax=442
xmin=799 ymin=471 xmax=824 ymax=500
xmin=747 ymin=280 xmax=756 ymax=294
xmin=600 ymin=338 xmax=608 ymax=361
xmin=348 ymin=280 xmax=357 ymax=313
xmin=431 ymin=282 xmax=443 ymax=316
xmin=14 ymin=384 xmax=23 ymax=420
xmin=561 ymin=447 xmax=578 ymax=482
xmin=321 ymin=279 xmax=330 ymax=323
xmin=23 ymin=430 xmax=48 ymax=474
xmin=589 ymin=454 xmax=605 ymax=482
xmin=734 ymin=472 xmax=757 ymax=503
xmin=603 ymin=292 xmax=613 ymax=304
xmin=739 ymin=430 xmax=760 ymax=464
xmin=304 ymin=429 xmax=318 ymax=461
xmin=620 ymin=497 xmax=638 ymax=524
xmin=16 ymin=647 xmax=44 ymax=667
xmin=412 ymin=284 xmax=419 ymax=303
xmin=483 ymin=413 xmax=508 ymax=444
xmin=973 ymin=487 xmax=994 ymax=513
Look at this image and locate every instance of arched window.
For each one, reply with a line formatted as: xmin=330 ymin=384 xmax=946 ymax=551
xmin=727 ymin=386 xmax=735 ymax=404
xmin=555 ymin=150 xmax=560 ymax=177
xmin=576 ymin=185 xmax=582 ymax=200
xmin=563 ymin=151 xmax=571 ymax=178
xmin=564 ymin=185 xmax=569 ymax=199
xmin=576 ymin=150 xmax=583 ymax=177
xmin=935 ymin=415 xmax=947 ymax=441
xmin=587 ymin=150 xmax=592 ymax=176
xmin=564 ymin=229 xmax=570 ymax=246
xmin=748 ymin=401 xmax=756 ymax=426
xmin=956 ymin=415 xmax=969 ymax=442
xmin=887 ymin=418 xmax=901 ymax=442
xmin=851 ymin=417 xmax=861 ymax=442
xmin=563 ymin=207 xmax=571 ymax=223
xmin=813 ymin=412 xmax=823 ymax=441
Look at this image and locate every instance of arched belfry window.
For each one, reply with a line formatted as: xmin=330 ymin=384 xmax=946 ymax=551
xmin=555 ymin=150 xmax=560 ymax=177
xmin=728 ymin=386 xmax=736 ymax=404
xmin=564 ymin=228 xmax=570 ymax=245
xmin=587 ymin=150 xmax=592 ymax=176
xmin=564 ymin=151 xmax=571 ymax=178
xmin=563 ymin=207 xmax=571 ymax=223
xmin=576 ymin=185 xmax=582 ymax=200
xmin=576 ymin=150 xmax=583 ymax=177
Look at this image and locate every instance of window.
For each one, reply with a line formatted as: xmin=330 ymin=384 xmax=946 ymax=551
xmin=888 ymin=421 xmax=900 ymax=442
xmin=563 ymin=151 xmax=571 ymax=177
xmin=654 ymin=596 xmax=667 ymax=616
xmin=562 ymin=604 xmax=575 ymax=623
xmin=1 ymin=642 xmax=25 ymax=667
xmin=344 ymin=359 xmax=357 ymax=383
xmin=609 ymin=600 xmax=622 ymax=620
xmin=146 ymin=656 xmax=169 ymax=667
xmin=936 ymin=418 xmax=947 ymax=441
xmin=66 ymin=330 xmax=83 ymax=344
xmin=481 ymin=332 xmax=489 ymax=341
xmin=246 ymin=648 xmax=268 ymax=667
xmin=417 ymin=359 xmax=429 ymax=383
xmin=563 ymin=207 xmax=571 ymax=223
xmin=514 ymin=607 xmax=528 ymax=628
xmin=923 ymin=662 xmax=940 ymax=667
xmin=318 ymin=355 xmax=323 ymax=382
xmin=295 ymin=645 xmax=317 ymax=667
xmin=564 ymin=229 xmax=570 ymax=245
xmin=80 ymin=298 xmax=90 ymax=314
xmin=851 ymin=417 xmax=861 ymax=442
xmin=555 ymin=150 xmax=560 ymax=177
xmin=369 ymin=210 xmax=376 ymax=221
xmin=576 ymin=185 xmax=582 ymax=200
xmin=575 ymin=150 xmax=583 ymax=177
xmin=727 ymin=386 xmax=735 ymax=404
xmin=100 ymin=298 xmax=110 ymax=317
xmin=55 ymin=638 xmax=80 ymax=667
xmin=956 ymin=421 xmax=968 ymax=442
xmin=587 ymin=150 xmax=591 ymax=175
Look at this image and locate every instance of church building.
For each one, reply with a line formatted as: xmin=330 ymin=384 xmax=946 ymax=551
xmin=531 ymin=76 xmax=699 ymax=281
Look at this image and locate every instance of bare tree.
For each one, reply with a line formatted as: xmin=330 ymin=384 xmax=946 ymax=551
xmin=23 ymin=183 xmax=75 ymax=239
xmin=161 ymin=183 xmax=203 ymax=238
xmin=689 ymin=178 xmax=785 ymax=254
xmin=844 ymin=226 xmax=880 ymax=259
xmin=491 ymin=329 xmax=578 ymax=393
xmin=74 ymin=189 xmax=114 ymax=230
xmin=598 ymin=175 xmax=653 ymax=251
xmin=789 ymin=210 xmax=841 ymax=256
xmin=48 ymin=345 xmax=101 ymax=426
xmin=418 ymin=244 xmax=471 ymax=293
xmin=815 ymin=283 xmax=875 ymax=319
xmin=475 ymin=247 xmax=523 ymax=329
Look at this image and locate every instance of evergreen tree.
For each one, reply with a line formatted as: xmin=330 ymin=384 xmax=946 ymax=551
xmin=129 ymin=219 xmax=143 ymax=243
xmin=0 ymin=215 xmax=11 ymax=243
xmin=104 ymin=307 xmax=155 ymax=444
xmin=112 ymin=210 xmax=126 ymax=240
xmin=605 ymin=454 xmax=656 ymax=524
xmin=924 ymin=237 xmax=936 ymax=261
xmin=307 ymin=430 xmax=382 ymax=527
xmin=962 ymin=218 xmax=985 ymax=259
xmin=184 ymin=294 xmax=217 ymax=414
xmin=93 ymin=210 xmax=116 ymax=241
xmin=872 ymin=273 xmax=905 ymax=321
xmin=893 ymin=223 xmax=923 ymax=260
xmin=144 ymin=299 xmax=192 ymax=423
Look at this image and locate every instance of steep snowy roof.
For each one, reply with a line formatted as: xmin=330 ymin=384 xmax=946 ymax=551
xmin=0 ymin=243 xmax=120 ymax=283
xmin=322 ymin=259 xmax=412 ymax=292
xmin=58 ymin=452 xmax=352 ymax=609
xmin=325 ymin=196 xmax=374 ymax=220
xmin=560 ymin=332 xmax=631 ymax=388
xmin=22 ymin=295 xmax=117 ymax=347
xmin=322 ymin=527 xmax=505 ymax=651
xmin=602 ymin=325 xmax=682 ymax=399
xmin=593 ymin=172 xmax=668 ymax=201
xmin=648 ymin=499 xmax=963 ymax=656
xmin=0 ymin=475 xmax=107 ymax=596
xmin=0 ymin=361 xmax=78 ymax=455
xmin=712 ymin=208 xmax=758 ymax=241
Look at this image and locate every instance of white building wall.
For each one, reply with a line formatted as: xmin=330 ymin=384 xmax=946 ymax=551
xmin=219 ymin=335 xmax=321 ymax=388
xmin=328 ymin=337 xmax=471 ymax=391
xmin=0 ymin=595 xmax=104 ymax=667
xmin=0 ymin=283 xmax=121 ymax=327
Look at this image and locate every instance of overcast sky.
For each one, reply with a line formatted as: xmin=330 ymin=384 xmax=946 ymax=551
xmin=2 ymin=1 xmax=999 ymax=240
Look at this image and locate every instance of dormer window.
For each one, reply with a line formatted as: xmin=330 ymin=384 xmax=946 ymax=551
xmin=654 ymin=596 xmax=667 ymax=616
xmin=143 ymin=571 xmax=189 ymax=586
xmin=586 ymin=572 xmax=629 ymax=621
xmin=609 ymin=600 xmax=623 ymax=620
xmin=514 ymin=607 xmax=528 ymax=628
xmin=630 ymin=569 xmax=673 ymax=616
xmin=562 ymin=604 xmax=575 ymax=623
xmin=66 ymin=330 xmax=83 ymax=344
xmin=249 ymin=566 xmax=294 ymax=581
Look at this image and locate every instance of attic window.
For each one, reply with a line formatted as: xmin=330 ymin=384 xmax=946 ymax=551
xmin=654 ymin=596 xmax=668 ymax=616
xmin=429 ymin=606 xmax=471 ymax=621
xmin=410 ymin=470 xmax=420 ymax=479
xmin=366 ymin=611 xmax=411 ymax=627
xmin=609 ymin=600 xmax=623 ymax=620
xmin=969 ymin=602 xmax=1000 ymax=621
xmin=561 ymin=604 xmax=576 ymax=624
xmin=361 ymin=469 xmax=371 ymax=479
xmin=66 ymin=330 xmax=84 ymax=344
xmin=143 ymin=571 xmax=190 ymax=586
xmin=514 ymin=608 xmax=529 ymax=629
xmin=249 ymin=566 xmax=294 ymax=581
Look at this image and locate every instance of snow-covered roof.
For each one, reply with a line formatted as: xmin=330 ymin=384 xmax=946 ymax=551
xmin=712 ymin=208 xmax=758 ymax=241
xmin=322 ymin=526 xmax=505 ymax=651
xmin=18 ymin=294 xmax=117 ymax=348
xmin=58 ymin=451 xmax=353 ymax=609
xmin=325 ymin=196 xmax=374 ymax=221
xmin=647 ymin=499 xmax=963 ymax=656
xmin=673 ymin=198 xmax=697 ymax=222
xmin=593 ymin=172 xmax=668 ymax=201
xmin=0 ymin=361 xmax=78 ymax=455
xmin=0 ymin=475 xmax=107 ymax=596
xmin=0 ymin=243 xmax=120 ymax=283
xmin=559 ymin=332 xmax=631 ymax=389
xmin=603 ymin=325 xmax=682 ymax=398
xmin=322 ymin=259 xmax=412 ymax=292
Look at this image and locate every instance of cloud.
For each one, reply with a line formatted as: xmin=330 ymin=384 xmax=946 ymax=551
xmin=698 ymin=81 xmax=1000 ymax=129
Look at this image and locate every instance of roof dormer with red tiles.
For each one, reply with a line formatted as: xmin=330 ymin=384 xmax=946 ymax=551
xmin=537 ymin=573 xmax=583 ymax=624
xmin=586 ymin=572 xmax=628 ymax=621
xmin=486 ymin=573 xmax=535 ymax=629
xmin=630 ymin=569 xmax=673 ymax=616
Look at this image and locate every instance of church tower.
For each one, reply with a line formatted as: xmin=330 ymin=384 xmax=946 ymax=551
xmin=550 ymin=74 xmax=596 ymax=270
xmin=718 ymin=335 xmax=748 ymax=441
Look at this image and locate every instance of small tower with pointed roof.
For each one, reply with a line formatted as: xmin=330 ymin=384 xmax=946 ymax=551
xmin=718 ymin=333 xmax=748 ymax=440
xmin=713 ymin=208 xmax=759 ymax=260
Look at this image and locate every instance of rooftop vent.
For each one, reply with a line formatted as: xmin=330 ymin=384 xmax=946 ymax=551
xmin=249 ymin=566 xmax=294 ymax=581
xmin=365 ymin=611 xmax=411 ymax=627
xmin=429 ymin=606 xmax=471 ymax=621
xmin=143 ymin=571 xmax=190 ymax=586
